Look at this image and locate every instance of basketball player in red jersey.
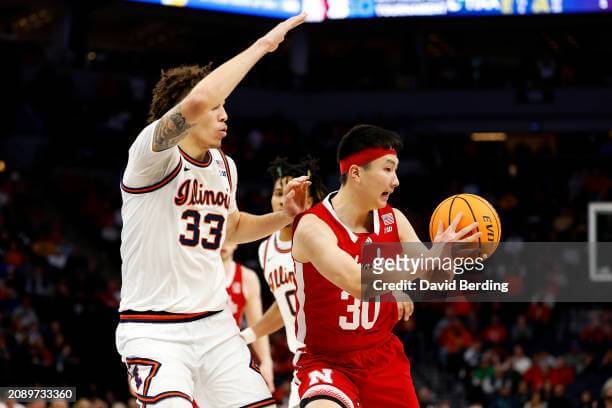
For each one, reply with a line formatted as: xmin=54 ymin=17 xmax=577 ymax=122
xmin=222 ymin=241 xmax=274 ymax=392
xmin=292 ymin=125 xmax=480 ymax=407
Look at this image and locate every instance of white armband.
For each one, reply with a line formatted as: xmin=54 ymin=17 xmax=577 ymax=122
xmin=240 ymin=327 xmax=256 ymax=345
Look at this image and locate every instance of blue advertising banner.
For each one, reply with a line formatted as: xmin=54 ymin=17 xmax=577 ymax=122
xmin=129 ymin=0 xmax=611 ymax=19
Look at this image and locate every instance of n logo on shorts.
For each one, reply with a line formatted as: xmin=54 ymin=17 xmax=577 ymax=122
xmin=308 ymin=368 xmax=333 ymax=386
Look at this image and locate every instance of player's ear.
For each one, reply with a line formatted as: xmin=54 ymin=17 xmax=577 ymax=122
xmin=349 ymin=165 xmax=361 ymax=184
xmin=305 ymin=195 xmax=314 ymax=209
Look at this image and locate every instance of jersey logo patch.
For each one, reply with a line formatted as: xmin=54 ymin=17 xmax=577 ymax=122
xmin=231 ymin=282 xmax=241 ymax=293
xmin=384 ymin=226 xmax=393 ymax=233
xmin=382 ymin=213 xmax=395 ymax=226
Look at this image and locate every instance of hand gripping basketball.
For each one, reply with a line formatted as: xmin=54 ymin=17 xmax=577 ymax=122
xmin=430 ymin=194 xmax=502 ymax=258
xmin=434 ymin=212 xmax=481 ymax=244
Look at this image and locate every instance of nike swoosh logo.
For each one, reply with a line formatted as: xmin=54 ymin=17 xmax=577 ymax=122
xmin=184 ymin=167 xmax=190 ymax=171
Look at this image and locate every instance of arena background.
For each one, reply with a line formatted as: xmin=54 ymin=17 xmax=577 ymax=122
xmin=1 ymin=0 xmax=611 ymax=407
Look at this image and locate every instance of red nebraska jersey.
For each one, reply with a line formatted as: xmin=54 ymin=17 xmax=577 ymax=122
xmin=226 ymin=262 xmax=246 ymax=326
xmin=292 ymin=193 xmax=400 ymax=354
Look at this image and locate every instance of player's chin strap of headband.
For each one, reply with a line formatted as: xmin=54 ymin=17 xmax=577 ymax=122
xmin=339 ymin=147 xmax=397 ymax=175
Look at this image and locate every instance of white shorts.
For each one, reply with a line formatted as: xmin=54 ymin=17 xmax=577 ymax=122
xmin=288 ymin=377 xmax=300 ymax=408
xmin=116 ymin=309 xmax=274 ymax=407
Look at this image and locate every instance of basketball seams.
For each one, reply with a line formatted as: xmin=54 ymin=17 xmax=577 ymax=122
xmin=456 ymin=196 xmax=482 ymax=250
xmin=448 ymin=196 xmax=458 ymax=228
xmin=465 ymin=194 xmax=502 ymax=241
xmin=430 ymin=194 xmax=500 ymax=258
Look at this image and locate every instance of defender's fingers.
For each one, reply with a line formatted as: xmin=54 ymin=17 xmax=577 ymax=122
xmin=283 ymin=178 xmax=305 ymax=192
xmin=291 ymin=175 xmax=310 ymax=182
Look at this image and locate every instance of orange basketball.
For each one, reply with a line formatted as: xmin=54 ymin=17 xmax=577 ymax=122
xmin=429 ymin=194 xmax=502 ymax=258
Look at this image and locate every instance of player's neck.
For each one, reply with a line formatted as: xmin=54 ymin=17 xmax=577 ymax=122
xmin=179 ymin=136 xmax=210 ymax=161
xmin=278 ymin=225 xmax=292 ymax=242
xmin=331 ymin=188 xmax=372 ymax=232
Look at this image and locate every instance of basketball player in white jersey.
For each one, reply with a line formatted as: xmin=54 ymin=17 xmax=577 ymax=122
xmin=221 ymin=240 xmax=274 ymax=392
xmin=237 ymin=157 xmax=325 ymax=407
xmin=116 ymin=13 xmax=308 ymax=408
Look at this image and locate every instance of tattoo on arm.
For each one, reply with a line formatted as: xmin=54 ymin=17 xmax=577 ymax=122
xmin=152 ymin=105 xmax=193 ymax=151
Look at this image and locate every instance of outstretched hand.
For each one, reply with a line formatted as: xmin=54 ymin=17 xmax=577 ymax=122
xmin=282 ymin=175 xmax=311 ymax=218
xmin=258 ymin=12 xmax=307 ymax=53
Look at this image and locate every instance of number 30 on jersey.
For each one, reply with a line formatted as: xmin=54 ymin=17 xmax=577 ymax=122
xmin=338 ymin=290 xmax=380 ymax=330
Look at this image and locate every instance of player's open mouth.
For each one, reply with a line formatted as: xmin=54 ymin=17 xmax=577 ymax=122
xmin=381 ymin=192 xmax=390 ymax=199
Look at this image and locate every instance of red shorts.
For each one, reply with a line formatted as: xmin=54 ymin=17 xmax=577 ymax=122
xmin=295 ymin=336 xmax=419 ymax=408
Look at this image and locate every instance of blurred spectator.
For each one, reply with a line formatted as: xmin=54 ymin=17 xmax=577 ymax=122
xmin=0 ymin=401 xmax=25 ymax=408
xmin=548 ymin=384 xmax=571 ymax=408
xmin=579 ymin=390 xmax=596 ymax=408
xmin=524 ymin=391 xmax=546 ymax=408
xmin=483 ymin=315 xmax=508 ymax=346
xmin=489 ymin=384 xmax=519 ymax=408
xmin=511 ymin=316 xmax=533 ymax=345
xmin=512 ymin=345 xmax=532 ymax=375
xmin=602 ymin=378 xmax=612 ymax=408
xmin=523 ymin=354 xmax=551 ymax=391
xmin=549 ymin=357 xmax=575 ymax=386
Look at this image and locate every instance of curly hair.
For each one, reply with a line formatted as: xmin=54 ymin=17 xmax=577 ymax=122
xmin=267 ymin=156 xmax=327 ymax=204
xmin=147 ymin=64 xmax=212 ymax=123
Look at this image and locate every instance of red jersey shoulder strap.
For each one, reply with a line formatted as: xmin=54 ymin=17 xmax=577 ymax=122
xmin=235 ymin=262 xmax=243 ymax=285
xmin=377 ymin=205 xmax=401 ymax=242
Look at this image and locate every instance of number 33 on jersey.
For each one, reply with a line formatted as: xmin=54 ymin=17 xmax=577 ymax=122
xmin=120 ymin=131 xmax=238 ymax=314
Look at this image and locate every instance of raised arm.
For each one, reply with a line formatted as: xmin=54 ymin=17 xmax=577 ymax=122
xmin=226 ymin=176 xmax=311 ymax=244
xmin=152 ymin=12 xmax=307 ymax=152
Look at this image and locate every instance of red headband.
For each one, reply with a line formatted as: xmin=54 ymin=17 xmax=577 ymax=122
xmin=339 ymin=147 xmax=397 ymax=175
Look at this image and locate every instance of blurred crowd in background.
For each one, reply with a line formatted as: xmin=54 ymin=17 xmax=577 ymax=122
xmin=1 ymin=4 xmax=612 ymax=407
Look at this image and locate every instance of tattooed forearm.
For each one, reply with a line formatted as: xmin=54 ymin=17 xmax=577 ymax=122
xmin=152 ymin=105 xmax=193 ymax=151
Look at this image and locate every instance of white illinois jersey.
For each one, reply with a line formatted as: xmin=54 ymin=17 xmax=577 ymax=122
xmin=258 ymin=231 xmax=303 ymax=353
xmin=119 ymin=120 xmax=238 ymax=313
